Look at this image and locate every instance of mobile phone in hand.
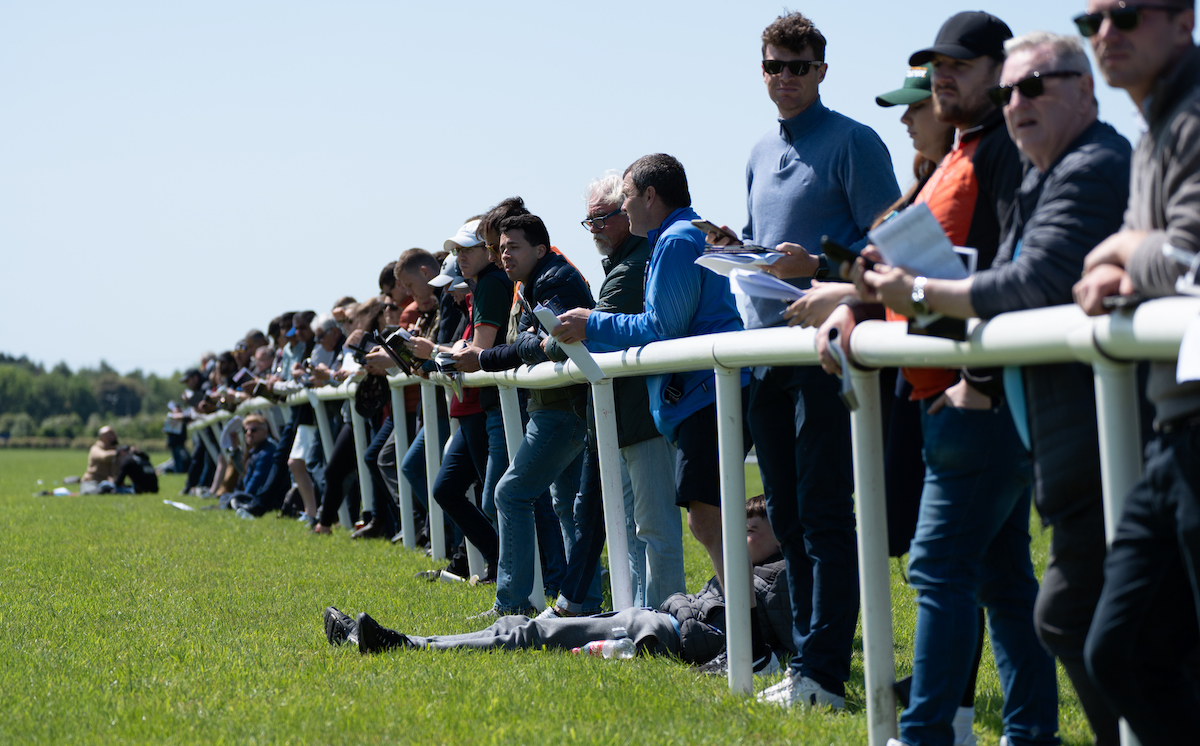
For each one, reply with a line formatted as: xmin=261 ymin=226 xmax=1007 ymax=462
xmin=820 ymin=236 xmax=874 ymax=273
xmin=691 ymin=219 xmax=739 ymax=243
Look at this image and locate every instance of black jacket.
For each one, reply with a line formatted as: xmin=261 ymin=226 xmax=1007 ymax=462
xmin=972 ymin=120 xmax=1132 ymax=524
xmin=479 ymin=251 xmax=594 ymax=411
xmin=660 ymin=557 xmax=793 ymax=664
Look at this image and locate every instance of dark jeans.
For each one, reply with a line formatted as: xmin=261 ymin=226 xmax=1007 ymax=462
xmin=1034 ymin=499 xmax=1119 ymax=746
xmin=557 ymin=443 xmax=605 ymax=609
xmin=1085 ymin=423 xmax=1200 ymax=745
xmin=432 ymin=412 xmax=496 ymax=563
xmin=185 ymin=438 xmax=213 ymax=492
xmin=748 ymin=365 xmax=857 ymax=696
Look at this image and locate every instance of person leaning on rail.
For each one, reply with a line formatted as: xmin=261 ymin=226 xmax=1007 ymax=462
xmin=1071 ymin=0 xmax=1200 ymax=741
xmin=540 ymin=172 xmax=685 ymax=619
xmin=552 ymin=154 xmax=754 ymax=631
xmin=821 ymin=13 xmax=1072 ymax=746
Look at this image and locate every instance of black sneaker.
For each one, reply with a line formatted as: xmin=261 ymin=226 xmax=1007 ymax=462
xmin=324 ymin=607 xmax=357 ymax=646
xmin=356 ymin=612 xmax=416 ymax=655
xmin=697 ymin=648 xmax=781 ymax=676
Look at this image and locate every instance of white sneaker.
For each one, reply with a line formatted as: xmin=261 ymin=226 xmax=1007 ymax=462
xmin=755 ymin=671 xmax=845 ymax=710
xmin=953 ymin=705 xmax=977 ymax=746
xmin=886 ymin=739 xmax=908 ymax=746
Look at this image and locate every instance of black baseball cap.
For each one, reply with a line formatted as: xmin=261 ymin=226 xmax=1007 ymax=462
xmin=180 ymin=368 xmax=202 ymax=383
xmin=910 ymin=11 xmax=1012 ymax=65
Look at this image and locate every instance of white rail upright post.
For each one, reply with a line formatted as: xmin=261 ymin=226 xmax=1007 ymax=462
xmin=714 ymin=366 xmax=752 ymax=695
xmin=207 ymin=422 xmax=225 ymax=458
xmin=590 ymin=378 xmax=633 ymax=610
xmin=264 ymin=409 xmax=281 ymax=440
xmin=308 ymin=389 xmax=347 ymax=527
xmin=389 ymin=382 xmax=416 ymax=550
xmin=349 ymin=399 xmax=371 ymax=527
xmin=420 ymin=380 xmax=446 ymax=561
xmin=1092 ymin=359 xmax=1145 ymax=746
xmin=847 ymin=366 xmax=897 ymax=746
xmin=197 ymin=425 xmax=220 ymax=463
xmin=498 ymin=385 xmax=545 ymax=612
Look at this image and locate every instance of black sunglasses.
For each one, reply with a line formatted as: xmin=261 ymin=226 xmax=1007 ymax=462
xmin=1073 ymin=2 xmax=1181 ymax=36
xmin=580 ymin=208 xmax=624 ymax=231
xmin=761 ymin=59 xmax=824 ymax=77
xmin=986 ymin=70 xmax=1083 ymax=106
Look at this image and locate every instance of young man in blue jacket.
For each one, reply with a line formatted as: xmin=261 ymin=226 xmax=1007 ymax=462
xmin=552 ymin=153 xmax=750 ymax=596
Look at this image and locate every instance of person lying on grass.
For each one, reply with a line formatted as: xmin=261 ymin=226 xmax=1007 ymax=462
xmin=324 ymin=496 xmax=794 ymax=674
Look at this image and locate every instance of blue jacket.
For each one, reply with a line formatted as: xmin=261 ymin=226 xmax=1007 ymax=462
xmin=586 ymin=206 xmax=747 ymax=442
xmin=240 ymin=438 xmax=277 ymax=497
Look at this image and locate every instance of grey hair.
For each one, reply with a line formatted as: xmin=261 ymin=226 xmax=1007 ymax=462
xmin=312 ymin=312 xmax=340 ymax=337
xmin=1004 ymin=31 xmax=1092 ymax=75
xmin=584 ymin=171 xmax=624 ymax=208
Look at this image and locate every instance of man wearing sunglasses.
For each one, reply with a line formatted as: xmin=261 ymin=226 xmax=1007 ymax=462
xmin=1070 ymin=1 xmax=1200 ymax=742
xmin=712 ymin=11 xmax=901 ymax=713
xmin=850 ymin=30 xmax=1132 ymax=746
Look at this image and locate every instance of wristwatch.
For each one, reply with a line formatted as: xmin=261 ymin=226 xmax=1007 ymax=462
xmin=814 ymin=254 xmax=830 ymax=280
xmin=910 ymin=276 xmax=931 ymax=315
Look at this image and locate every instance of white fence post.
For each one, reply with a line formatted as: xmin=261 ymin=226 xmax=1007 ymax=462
xmin=498 ymin=385 xmax=545 ymax=612
xmin=420 ymin=380 xmax=446 ymax=561
xmin=590 ymin=378 xmax=633 ymax=611
xmin=847 ymin=367 xmax=897 ymax=746
xmin=198 ymin=426 xmax=220 ymax=463
xmin=714 ymin=366 xmax=752 ymax=695
xmin=1092 ymin=359 xmax=1145 ymax=746
xmin=389 ymin=382 xmax=416 ymax=550
xmin=349 ymin=398 xmax=372 ymax=519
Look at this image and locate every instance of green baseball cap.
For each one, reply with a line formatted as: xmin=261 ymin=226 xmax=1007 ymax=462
xmin=875 ymin=63 xmax=933 ymax=107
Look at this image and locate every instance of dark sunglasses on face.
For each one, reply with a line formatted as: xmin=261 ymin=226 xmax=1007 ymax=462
xmin=1073 ymin=2 xmax=1180 ymax=36
xmin=580 ymin=208 xmax=625 ymax=231
xmin=986 ymin=70 xmax=1083 ymax=106
xmin=761 ymin=59 xmax=824 ymax=76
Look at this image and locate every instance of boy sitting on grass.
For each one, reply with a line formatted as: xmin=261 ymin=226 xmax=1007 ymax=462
xmin=323 ymin=496 xmax=793 ymax=673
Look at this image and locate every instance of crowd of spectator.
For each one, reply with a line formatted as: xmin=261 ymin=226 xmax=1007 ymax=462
xmin=142 ymin=4 xmax=1200 ymax=744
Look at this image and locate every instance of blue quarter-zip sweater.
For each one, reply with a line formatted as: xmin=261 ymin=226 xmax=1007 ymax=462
xmin=741 ymin=97 xmax=900 ymax=327
xmin=586 ymin=206 xmax=748 ymax=442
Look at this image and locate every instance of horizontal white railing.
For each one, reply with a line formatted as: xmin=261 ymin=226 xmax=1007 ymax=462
xmin=188 ymin=297 xmax=1199 ymax=746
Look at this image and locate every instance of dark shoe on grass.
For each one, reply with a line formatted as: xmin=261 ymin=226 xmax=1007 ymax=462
xmin=324 ymin=607 xmax=357 ymax=646
xmin=356 ymin=612 xmax=415 ymax=655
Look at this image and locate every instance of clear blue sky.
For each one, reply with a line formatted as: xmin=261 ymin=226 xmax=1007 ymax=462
xmin=0 ymin=1 xmax=1170 ymax=376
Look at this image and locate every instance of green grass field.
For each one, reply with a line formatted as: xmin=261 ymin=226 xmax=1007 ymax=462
xmin=0 ymin=449 xmax=1094 ymax=744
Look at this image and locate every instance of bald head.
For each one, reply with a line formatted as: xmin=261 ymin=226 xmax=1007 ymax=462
xmin=98 ymin=426 xmax=118 ymax=447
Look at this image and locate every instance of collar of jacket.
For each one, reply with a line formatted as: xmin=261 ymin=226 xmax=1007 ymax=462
xmin=647 ymin=206 xmax=701 ymax=249
xmin=601 ymin=234 xmax=649 ymax=274
xmin=777 ymin=96 xmax=829 ymax=143
xmin=956 ymin=106 xmax=1006 ymax=148
xmin=521 ymin=249 xmax=565 ymax=300
xmin=1146 ymin=43 xmax=1200 ymax=126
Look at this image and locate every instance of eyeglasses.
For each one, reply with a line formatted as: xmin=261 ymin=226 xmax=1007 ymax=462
xmin=383 ymin=303 xmax=399 ymax=311
xmin=1073 ymin=2 xmax=1181 ymax=37
xmin=986 ymin=70 xmax=1083 ymax=106
xmin=761 ymin=59 xmax=824 ymax=77
xmin=244 ymin=426 xmax=265 ymax=434
xmin=580 ymin=208 xmax=625 ymax=231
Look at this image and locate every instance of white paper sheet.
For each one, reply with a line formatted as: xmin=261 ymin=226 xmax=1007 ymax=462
xmin=1177 ymin=314 xmax=1200 ymax=383
xmin=695 ymin=253 xmax=786 ymax=277
xmin=533 ymin=305 xmax=605 ymax=383
xmin=868 ymin=203 xmax=969 ymax=280
xmin=728 ymin=268 xmax=805 ymax=302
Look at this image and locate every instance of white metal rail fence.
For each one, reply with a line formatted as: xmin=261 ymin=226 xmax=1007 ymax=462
xmin=187 ymin=297 xmax=1199 ymax=746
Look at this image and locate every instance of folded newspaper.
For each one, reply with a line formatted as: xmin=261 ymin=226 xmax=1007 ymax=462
xmin=532 ymin=305 xmax=604 ymax=383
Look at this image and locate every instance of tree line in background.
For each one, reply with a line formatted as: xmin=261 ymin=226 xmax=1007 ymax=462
xmin=0 ymin=353 xmax=184 ymax=448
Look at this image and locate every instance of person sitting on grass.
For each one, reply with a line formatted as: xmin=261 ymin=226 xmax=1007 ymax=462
xmin=80 ymin=426 xmax=120 ymax=494
xmin=227 ymin=414 xmax=286 ymax=517
xmin=113 ymin=446 xmax=159 ymax=494
xmin=322 ymin=496 xmax=794 ymax=675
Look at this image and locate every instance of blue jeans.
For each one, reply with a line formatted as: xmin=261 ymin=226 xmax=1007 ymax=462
xmin=400 ymin=417 xmax=451 ymax=513
xmin=493 ymin=408 xmax=584 ymax=612
xmin=902 ymin=403 xmax=1059 ymax=746
xmin=482 ymin=407 xmax=507 ymax=525
xmin=431 ymin=413 xmax=492 ymax=560
xmin=622 ymin=435 xmax=684 ymax=608
xmin=747 ymin=365 xmax=858 ymax=696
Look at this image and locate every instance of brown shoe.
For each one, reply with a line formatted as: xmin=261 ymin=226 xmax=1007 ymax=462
xmin=311 ymin=523 xmax=333 ymax=535
xmin=351 ymin=520 xmax=385 ymax=540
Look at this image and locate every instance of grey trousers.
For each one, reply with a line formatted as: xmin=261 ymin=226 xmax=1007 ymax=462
xmin=411 ymin=608 xmax=680 ymax=657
